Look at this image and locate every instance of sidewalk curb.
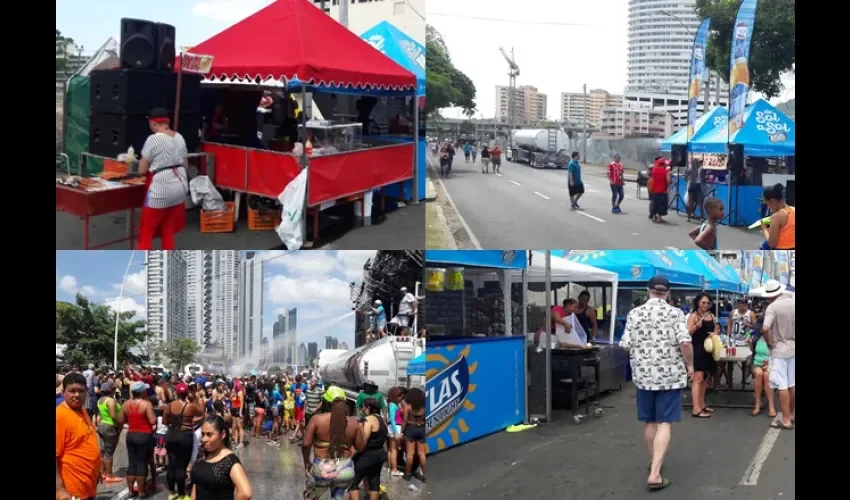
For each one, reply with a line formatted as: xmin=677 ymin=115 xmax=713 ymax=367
xmin=425 ymin=155 xmax=478 ymax=249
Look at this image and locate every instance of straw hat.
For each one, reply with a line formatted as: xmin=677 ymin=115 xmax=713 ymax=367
xmin=703 ymin=335 xmax=723 ymax=361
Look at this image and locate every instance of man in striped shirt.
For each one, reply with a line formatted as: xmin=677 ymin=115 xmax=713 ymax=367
xmin=304 ymin=378 xmax=324 ymax=428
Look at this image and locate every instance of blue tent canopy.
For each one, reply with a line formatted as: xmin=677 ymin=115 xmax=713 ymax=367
xmin=408 ymin=352 xmax=426 ymax=376
xmin=425 ymin=250 xmax=528 ymax=269
xmin=698 ymin=99 xmax=795 ymax=157
xmin=684 ymin=250 xmax=744 ymax=293
xmin=662 ymin=107 xmax=728 ymax=153
xmin=361 ymin=21 xmax=426 ymax=96
xmin=566 ymin=250 xmax=705 ymax=288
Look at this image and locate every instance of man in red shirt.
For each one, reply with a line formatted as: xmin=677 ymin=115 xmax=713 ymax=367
xmin=608 ymin=154 xmax=625 ymax=214
xmin=490 ymin=145 xmax=503 ymax=174
xmin=650 ymin=157 xmax=672 ymax=223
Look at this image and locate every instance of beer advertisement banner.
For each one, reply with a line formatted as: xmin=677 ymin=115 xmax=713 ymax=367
xmin=728 ymin=0 xmax=759 ymax=137
xmin=775 ymin=250 xmax=790 ymax=285
xmin=749 ymin=250 xmax=764 ymax=290
xmin=687 ymin=18 xmax=711 ymax=141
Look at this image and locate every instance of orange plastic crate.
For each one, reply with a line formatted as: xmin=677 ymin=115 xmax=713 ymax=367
xmin=200 ymin=202 xmax=236 ymax=233
xmin=247 ymin=207 xmax=282 ymax=231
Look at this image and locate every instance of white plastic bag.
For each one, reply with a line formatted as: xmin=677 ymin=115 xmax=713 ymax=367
xmin=189 ymin=176 xmax=225 ymax=211
xmin=276 ymin=168 xmax=308 ymax=249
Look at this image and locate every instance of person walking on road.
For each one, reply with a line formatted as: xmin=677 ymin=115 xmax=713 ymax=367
xmin=618 ymin=276 xmax=694 ymax=492
xmin=608 ymin=154 xmax=625 ymax=213
xmin=164 ymin=382 xmax=204 ymax=500
xmin=567 ymin=152 xmax=585 ymax=209
xmin=96 ymin=381 xmax=124 ymax=485
xmin=480 ymin=145 xmax=491 ymax=173
xmin=56 ymin=373 xmax=102 ymax=500
xmin=490 ymin=144 xmax=503 ymax=174
xmin=649 ymin=157 xmax=672 ymax=223
xmin=122 ymin=381 xmax=157 ymax=497
xmin=761 ymin=280 xmax=795 ymax=430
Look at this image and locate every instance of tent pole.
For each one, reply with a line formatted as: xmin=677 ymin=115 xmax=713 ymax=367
xmin=544 ymin=251 xmax=552 ymax=424
xmin=413 ymin=96 xmax=420 ymax=203
xmin=522 ymin=265 xmax=529 ymax=423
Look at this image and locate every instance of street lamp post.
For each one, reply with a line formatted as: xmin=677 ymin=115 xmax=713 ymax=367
xmin=113 ymin=250 xmax=137 ymax=370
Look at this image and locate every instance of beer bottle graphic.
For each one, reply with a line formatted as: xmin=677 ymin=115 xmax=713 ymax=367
xmin=728 ymin=22 xmax=751 ymax=134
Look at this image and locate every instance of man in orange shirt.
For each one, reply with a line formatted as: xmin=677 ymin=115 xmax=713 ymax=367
xmin=57 ymin=373 xmax=102 ymax=500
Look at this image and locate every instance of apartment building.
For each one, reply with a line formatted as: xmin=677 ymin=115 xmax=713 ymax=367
xmin=560 ymin=89 xmax=624 ymax=127
xmin=599 ymin=107 xmax=672 ymax=138
xmin=145 ymin=251 xmax=187 ymax=344
xmin=496 ymin=85 xmax=548 ymax=124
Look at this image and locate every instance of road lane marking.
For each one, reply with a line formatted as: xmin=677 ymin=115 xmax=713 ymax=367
xmin=509 ymin=180 xmax=522 ymax=186
xmin=740 ymin=427 xmax=781 ymax=486
xmin=426 ymin=156 xmax=483 ymax=249
xmin=576 ymin=211 xmax=606 ymax=223
xmin=496 ymin=173 xmax=503 ymax=177
xmin=533 ymin=191 xmax=551 ymax=200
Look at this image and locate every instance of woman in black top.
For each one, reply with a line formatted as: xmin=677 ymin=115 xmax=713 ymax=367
xmin=403 ymin=388 xmax=427 ymax=482
xmin=350 ymin=398 xmax=389 ymax=500
xmin=191 ymin=415 xmax=252 ymax=500
xmin=687 ymin=293 xmax=720 ymax=418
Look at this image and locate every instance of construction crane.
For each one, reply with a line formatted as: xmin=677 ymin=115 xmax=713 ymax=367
xmin=499 ymin=47 xmax=520 ymax=148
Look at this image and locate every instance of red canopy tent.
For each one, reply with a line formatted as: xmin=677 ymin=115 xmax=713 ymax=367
xmin=189 ymin=0 xmax=416 ymax=91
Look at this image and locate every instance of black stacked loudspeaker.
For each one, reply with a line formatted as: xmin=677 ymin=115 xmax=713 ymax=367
xmin=89 ymin=18 xmax=201 ymax=159
xmin=670 ymin=144 xmax=688 ymax=167
xmin=728 ymin=143 xmax=746 ymax=185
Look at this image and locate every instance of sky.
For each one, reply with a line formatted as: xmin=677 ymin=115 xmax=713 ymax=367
xmin=55 ymin=250 xmax=377 ymax=350
xmin=428 ymin=0 xmax=795 ymax=119
xmin=56 ymin=0 xmax=282 ymax=52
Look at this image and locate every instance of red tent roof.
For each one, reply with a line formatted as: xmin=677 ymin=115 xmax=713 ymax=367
xmin=189 ymin=0 xmax=416 ymax=91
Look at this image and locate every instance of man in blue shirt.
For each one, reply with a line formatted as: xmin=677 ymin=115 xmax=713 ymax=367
xmin=372 ymin=300 xmax=387 ymax=338
xmin=567 ymin=151 xmax=585 ymax=209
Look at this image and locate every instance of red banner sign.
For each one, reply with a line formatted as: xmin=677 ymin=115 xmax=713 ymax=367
xmin=181 ymin=53 xmax=215 ymax=74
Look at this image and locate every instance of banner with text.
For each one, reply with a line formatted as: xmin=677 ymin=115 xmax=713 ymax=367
xmin=728 ymin=0 xmax=759 ymax=137
xmin=181 ymin=53 xmax=215 ymax=74
xmin=687 ymin=18 xmax=711 ymax=141
xmin=775 ymin=250 xmax=790 ymax=285
xmin=748 ymin=250 xmax=764 ymax=290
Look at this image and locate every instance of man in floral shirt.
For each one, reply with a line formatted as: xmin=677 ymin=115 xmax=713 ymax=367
xmin=619 ymin=276 xmax=694 ymax=492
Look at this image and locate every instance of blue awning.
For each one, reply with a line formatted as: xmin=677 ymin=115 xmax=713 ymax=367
xmin=566 ymin=250 xmax=705 ymax=288
xmin=697 ymin=99 xmax=795 ymax=157
xmin=408 ymin=352 xmax=426 ymax=376
xmin=661 ymin=106 xmax=728 ymax=153
xmin=425 ymin=250 xmax=528 ymax=269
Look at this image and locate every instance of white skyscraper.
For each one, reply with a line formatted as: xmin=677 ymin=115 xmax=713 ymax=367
xmin=625 ymin=0 xmax=728 ymax=128
xmin=239 ymin=252 xmax=264 ymax=364
xmin=145 ymin=251 xmax=188 ymax=343
xmin=185 ymin=251 xmax=214 ymax=349
xmin=213 ymin=251 xmax=241 ymax=360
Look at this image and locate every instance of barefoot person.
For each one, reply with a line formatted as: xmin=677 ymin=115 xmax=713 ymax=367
xmin=690 ymin=198 xmax=725 ymax=250
xmin=619 ymin=276 xmax=694 ymax=492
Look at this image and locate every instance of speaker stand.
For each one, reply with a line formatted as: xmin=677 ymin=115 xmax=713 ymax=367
xmin=668 ymin=168 xmax=686 ymax=214
xmin=720 ymin=182 xmax=744 ymax=227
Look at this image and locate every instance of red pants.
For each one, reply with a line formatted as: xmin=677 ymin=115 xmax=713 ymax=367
xmin=137 ymin=171 xmax=185 ymax=250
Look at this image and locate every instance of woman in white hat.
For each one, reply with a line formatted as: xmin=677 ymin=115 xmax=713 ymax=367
xmin=687 ymin=292 xmax=720 ymax=418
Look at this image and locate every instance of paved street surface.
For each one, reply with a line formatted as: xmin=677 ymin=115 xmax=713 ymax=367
xmin=429 ymin=387 xmax=794 ymax=500
xmin=96 ymin=431 xmax=426 ymax=500
xmin=56 ymin=202 xmax=424 ymax=250
xmin=429 ymin=156 xmax=763 ymax=250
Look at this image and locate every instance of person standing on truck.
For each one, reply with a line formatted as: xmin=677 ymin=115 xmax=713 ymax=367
xmin=480 ymin=145 xmax=491 ymax=173
xmin=490 ymin=144 xmax=503 ymax=174
xmin=568 ymin=152 xmax=585 ymax=209
xmin=608 ymin=154 xmax=625 ymax=214
xmin=397 ymin=286 xmax=417 ymax=329
xmin=371 ymin=300 xmax=387 ymax=338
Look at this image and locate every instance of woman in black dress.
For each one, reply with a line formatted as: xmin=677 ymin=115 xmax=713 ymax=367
xmin=191 ymin=415 xmax=252 ymax=500
xmin=688 ymin=292 xmax=720 ymax=418
xmin=350 ymin=398 xmax=389 ymax=500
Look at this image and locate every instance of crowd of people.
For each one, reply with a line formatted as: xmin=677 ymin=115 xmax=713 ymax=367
xmin=56 ymin=362 xmax=427 ymax=500
xmin=431 ymin=139 xmax=503 ymax=177
xmin=618 ymin=276 xmax=795 ymax=491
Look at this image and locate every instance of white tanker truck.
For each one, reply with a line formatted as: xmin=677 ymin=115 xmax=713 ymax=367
xmin=317 ymin=335 xmax=426 ymax=404
xmin=508 ymin=128 xmax=571 ymax=168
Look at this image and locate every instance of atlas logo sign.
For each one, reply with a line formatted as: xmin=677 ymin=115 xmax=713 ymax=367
xmin=366 ymin=35 xmax=386 ymax=53
xmin=426 ymin=355 xmax=470 ymax=434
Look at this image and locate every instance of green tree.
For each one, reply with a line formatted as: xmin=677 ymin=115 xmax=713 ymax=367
xmin=55 ymin=294 xmax=151 ymax=368
xmin=696 ymin=0 xmax=795 ymax=98
xmin=459 ymin=120 xmax=475 ymax=136
xmin=56 ymin=29 xmax=74 ymax=72
xmin=425 ymin=25 xmax=476 ymax=116
xmin=161 ymin=338 xmax=202 ymax=372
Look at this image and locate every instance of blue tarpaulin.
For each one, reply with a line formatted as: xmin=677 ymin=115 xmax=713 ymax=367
xmin=566 ymin=250 xmax=705 ymax=288
xmin=425 ymin=250 xmax=528 ymax=269
xmin=662 ymin=107 xmax=728 ymax=153
xmin=681 ymin=250 xmax=745 ymax=293
xmin=698 ymin=99 xmax=795 ymax=157
xmin=360 ymin=21 xmax=426 ymax=97
xmin=408 ymin=352 xmax=426 ymax=376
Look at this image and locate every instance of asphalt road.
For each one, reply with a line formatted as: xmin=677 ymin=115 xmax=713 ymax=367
xmin=95 ymin=431 xmax=426 ymax=500
xmin=429 ymin=386 xmax=794 ymax=500
xmin=55 ymin=202 xmax=424 ymax=251
xmin=432 ymin=157 xmax=763 ymax=250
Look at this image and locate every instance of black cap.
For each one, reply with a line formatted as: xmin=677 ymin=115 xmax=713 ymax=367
xmin=647 ymin=276 xmax=670 ymax=292
xmin=147 ymin=107 xmax=169 ymax=119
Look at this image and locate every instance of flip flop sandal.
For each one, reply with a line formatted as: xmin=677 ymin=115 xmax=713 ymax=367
xmin=770 ymin=421 xmax=794 ymax=430
xmin=751 ymin=409 xmax=761 ymax=417
xmin=691 ymin=409 xmax=712 ymax=418
xmin=647 ymin=478 xmax=671 ymax=491
xmin=703 ymin=407 xmax=715 ymax=412
xmin=768 ymin=411 xmax=777 ymax=418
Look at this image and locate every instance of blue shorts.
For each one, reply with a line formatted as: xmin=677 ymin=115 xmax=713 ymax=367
xmin=636 ymin=389 xmax=681 ymax=423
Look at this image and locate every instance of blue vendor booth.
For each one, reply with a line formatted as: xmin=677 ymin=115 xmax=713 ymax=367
xmin=662 ymin=106 xmax=729 ymax=153
xmin=664 ymin=99 xmax=795 ymax=227
xmin=424 ymin=250 xmax=528 ymax=454
xmin=361 ymin=21 xmax=427 ymax=202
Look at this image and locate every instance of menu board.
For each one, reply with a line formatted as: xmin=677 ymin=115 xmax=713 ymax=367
xmin=699 ymin=154 xmax=728 ymax=170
